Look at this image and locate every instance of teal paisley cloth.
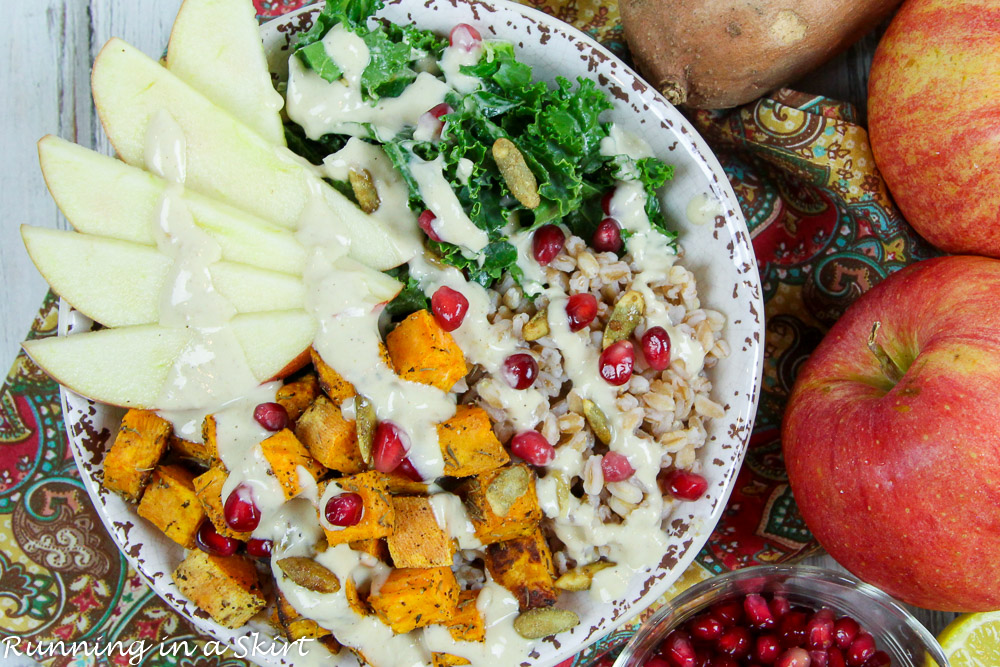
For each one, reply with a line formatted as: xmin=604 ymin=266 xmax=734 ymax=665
xmin=0 ymin=3 xmax=929 ymax=666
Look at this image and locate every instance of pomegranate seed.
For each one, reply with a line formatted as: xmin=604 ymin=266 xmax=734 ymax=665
xmin=397 ymin=457 xmax=423 ymax=482
xmin=417 ymin=102 xmax=454 ymax=140
xmin=862 ymin=651 xmax=890 ymax=667
xmin=428 ymin=102 xmax=453 ymax=119
xmin=833 ymin=618 xmax=859 ymax=649
xmin=601 ymin=189 xmax=615 ymax=215
xmin=646 ymin=658 xmax=671 ymax=667
xmin=693 ymin=648 xmax=713 ymax=667
xmin=712 ymin=659 xmax=739 ymax=667
xmin=449 ymin=23 xmax=482 ymax=50
xmin=373 ymin=421 xmax=409 ymax=473
xmin=755 ymin=634 xmax=782 ymax=664
xmin=592 ymin=218 xmax=623 ymax=253
xmin=827 ymin=649 xmax=847 ymax=667
xmin=601 ymin=452 xmax=635 ymax=482
xmin=662 ymin=469 xmax=709 ymax=501
xmin=776 ymin=648 xmax=812 ymax=667
xmin=718 ymin=626 xmax=751 ymax=659
xmin=642 ymin=326 xmax=672 ymax=370
xmin=846 ymin=635 xmax=875 ymax=667
xmin=418 ymin=210 xmax=442 ymax=242
xmin=431 ymin=286 xmax=469 ymax=332
xmin=810 ymin=651 xmax=830 ymax=667
xmin=599 ymin=340 xmax=635 ymax=385
xmin=566 ymin=293 xmax=599 ymax=332
xmin=689 ymin=615 xmax=724 ymax=642
xmin=246 ymin=537 xmax=273 ymax=559
xmin=501 ymin=353 xmax=539 ymax=390
xmin=532 ymin=225 xmax=565 ymax=265
xmin=663 ymin=630 xmax=697 ymax=667
xmin=711 ymin=600 xmax=745 ymax=627
xmin=779 ymin=611 xmax=809 ymax=648
xmin=510 ymin=431 xmax=555 ymax=466
xmin=253 ymin=402 xmax=288 ymax=431
xmin=745 ymin=593 xmax=776 ymax=629
xmin=807 ymin=613 xmax=834 ymax=650
xmin=195 ymin=522 xmax=240 ymax=557
xmin=224 ymin=484 xmax=261 ymax=532
xmin=325 ymin=492 xmax=365 ymax=526
xmin=770 ymin=596 xmax=792 ymax=619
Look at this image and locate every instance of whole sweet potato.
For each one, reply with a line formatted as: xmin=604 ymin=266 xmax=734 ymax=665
xmin=620 ymin=0 xmax=901 ymax=108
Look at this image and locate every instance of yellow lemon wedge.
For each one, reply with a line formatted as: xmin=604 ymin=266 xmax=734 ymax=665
xmin=937 ymin=611 xmax=1000 ymax=667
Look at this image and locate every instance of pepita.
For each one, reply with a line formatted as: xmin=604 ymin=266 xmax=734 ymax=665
xmin=582 ymin=399 xmax=613 ymax=445
xmin=355 ymin=395 xmax=376 ymax=466
xmin=602 ymin=290 xmax=645 ymax=349
xmin=348 ymin=168 xmax=380 ymax=213
xmin=485 ymin=465 xmax=530 ymax=517
xmin=513 ymin=608 xmax=580 ymax=639
xmin=523 ymin=309 xmax=550 ymax=341
xmin=492 ymin=138 xmax=540 ymax=209
xmin=554 ymin=560 xmax=616 ymax=591
xmin=277 ymin=557 xmax=341 ymax=594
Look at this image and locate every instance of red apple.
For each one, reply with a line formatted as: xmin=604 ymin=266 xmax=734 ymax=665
xmin=783 ymin=256 xmax=1000 ymax=611
xmin=868 ymin=0 xmax=1000 ymax=257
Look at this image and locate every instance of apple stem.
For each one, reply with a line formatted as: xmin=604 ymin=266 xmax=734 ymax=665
xmin=867 ymin=321 xmax=904 ymax=384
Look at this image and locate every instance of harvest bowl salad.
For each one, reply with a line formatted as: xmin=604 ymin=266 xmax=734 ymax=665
xmin=21 ymin=0 xmax=760 ymax=664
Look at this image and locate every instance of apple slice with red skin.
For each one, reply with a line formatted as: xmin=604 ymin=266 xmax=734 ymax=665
xmin=783 ymin=255 xmax=1000 ymax=611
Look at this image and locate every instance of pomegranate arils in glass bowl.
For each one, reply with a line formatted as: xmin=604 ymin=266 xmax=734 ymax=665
xmin=807 ymin=611 xmax=835 ymax=650
xmin=431 ymin=286 xmax=469 ymax=332
xmin=846 ymin=634 xmax=876 ymax=667
xmin=690 ymin=615 xmax=724 ymax=642
xmin=501 ymin=353 xmax=539 ymax=390
xmin=754 ymin=634 xmax=782 ymax=664
xmin=642 ymin=325 xmax=672 ymax=370
xmin=662 ymin=630 xmax=697 ymax=667
xmin=373 ymin=421 xmax=408 ymax=473
xmin=246 ymin=537 xmax=273 ymax=559
xmin=510 ymin=430 xmax=555 ymax=466
xmin=776 ymin=647 xmax=812 ymax=667
xmin=599 ymin=339 xmax=634 ymax=385
xmin=718 ymin=626 xmax=752 ymax=658
xmin=418 ymin=209 xmax=442 ymax=242
xmin=744 ymin=594 xmax=776 ymax=629
xmin=253 ymin=402 xmax=288 ymax=431
xmin=325 ymin=492 xmax=365 ymax=527
xmin=224 ymin=484 xmax=261 ymax=532
xmin=566 ymin=293 xmax=599 ymax=331
xmin=601 ymin=451 xmax=634 ymax=482
xmin=592 ymin=218 xmax=623 ymax=252
xmin=195 ymin=521 xmax=240 ymax=557
xmin=532 ymin=224 xmax=565 ymax=265
xmin=448 ymin=23 xmax=481 ymax=50
xmin=833 ymin=618 xmax=859 ymax=649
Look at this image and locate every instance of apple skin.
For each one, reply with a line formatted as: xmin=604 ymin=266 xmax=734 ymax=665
xmin=868 ymin=0 xmax=1000 ymax=257
xmin=783 ymin=255 xmax=1000 ymax=611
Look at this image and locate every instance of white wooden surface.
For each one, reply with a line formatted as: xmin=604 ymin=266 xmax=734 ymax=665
xmin=0 ymin=0 xmax=956 ymax=642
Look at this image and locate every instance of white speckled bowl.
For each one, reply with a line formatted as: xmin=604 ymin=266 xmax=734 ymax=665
xmin=61 ymin=1 xmax=764 ymax=665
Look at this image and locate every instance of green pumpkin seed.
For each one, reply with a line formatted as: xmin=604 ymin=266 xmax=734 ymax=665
xmin=582 ymin=399 xmax=613 ymax=445
xmin=513 ymin=608 xmax=580 ymax=639
xmin=523 ymin=309 xmax=550 ymax=341
xmin=355 ymin=395 xmax=376 ymax=466
xmin=602 ymin=290 xmax=645 ymax=349
xmin=485 ymin=465 xmax=531 ymax=517
xmin=277 ymin=557 xmax=341 ymax=594
xmin=554 ymin=560 xmax=616 ymax=591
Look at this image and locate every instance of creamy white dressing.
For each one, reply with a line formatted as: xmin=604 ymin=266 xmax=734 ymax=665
xmin=407 ymin=155 xmax=489 ymax=253
xmin=510 ymin=228 xmax=548 ymax=297
xmin=428 ymin=492 xmax=482 ymax=550
xmin=439 ymin=42 xmax=483 ymax=95
xmin=686 ymin=192 xmax=723 ymax=226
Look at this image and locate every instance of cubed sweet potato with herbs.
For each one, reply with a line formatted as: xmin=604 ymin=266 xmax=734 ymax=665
xmin=275 ymin=590 xmax=331 ymax=641
xmin=319 ymin=471 xmax=393 ymax=546
xmin=386 ymin=310 xmax=467 ymax=392
xmin=344 ymin=575 xmax=370 ymax=617
xmin=260 ymin=429 xmax=327 ymax=500
xmin=386 ymin=496 xmax=454 ymax=568
xmin=311 ymin=347 xmax=356 ymax=404
xmin=438 ymin=405 xmax=509 ymax=477
xmin=192 ymin=466 xmax=251 ymax=540
xmin=460 ymin=463 xmax=542 ymax=544
xmin=446 ymin=589 xmax=486 ymax=643
xmin=172 ymin=550 xmax=265 ymax=629
xmin=136 ymin=464 xmax=204 ymax=548
xmin=276 ymin=372 xmax=319 ymax=421
xmin=433 ymin=653 xmax=471 ymax=667
xmin=201 ymin=414 xmax=220 ymax=462
xmin=350 ymin=538 xmax=390 ymax=564
xmin=368 ymin=566 xmax=459 ymax=633
xmin=168 ymin=434 xmax=217 ymax=467
xmin=295 ymin=395 xmax=364 ymax=473
xmin=485 ymin=528 xmax=557 ymax=611
xmin=103 ymin=409 xmax=171 ymax=502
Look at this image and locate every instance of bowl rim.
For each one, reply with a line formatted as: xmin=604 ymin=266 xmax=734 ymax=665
xmin=612 ymin=564 xmax=951 ymax=667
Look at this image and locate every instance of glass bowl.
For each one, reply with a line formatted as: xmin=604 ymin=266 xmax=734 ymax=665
xmin=613 ymin=565 xmax=949 ymax=667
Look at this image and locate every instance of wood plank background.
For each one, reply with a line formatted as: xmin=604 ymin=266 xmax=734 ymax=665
xmin=0 ymin=0 xmax=958 ymax=648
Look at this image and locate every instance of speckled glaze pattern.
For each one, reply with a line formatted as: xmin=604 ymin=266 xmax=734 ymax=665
xmin=60 ymin=1 xmax=764 ymax=665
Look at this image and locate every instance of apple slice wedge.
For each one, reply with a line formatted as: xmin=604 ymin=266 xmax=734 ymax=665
xmin=39 ymin=135 xmax=306 ymax=275
xmin=91 ymin=38 xmax=421 ymax=270
xmin=21 ymin=226 xmax=306 ymax=328
xmin=166 ymin=0 xmax=285 ymax=146
xmin=23 ymin=310 xmax=317 ymax=409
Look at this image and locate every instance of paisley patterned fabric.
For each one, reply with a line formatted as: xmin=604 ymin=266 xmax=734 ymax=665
xmin=0 ymin=3 xmax=928 ymax=666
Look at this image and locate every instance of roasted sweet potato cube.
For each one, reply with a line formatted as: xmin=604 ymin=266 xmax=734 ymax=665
xmin=485 ymin=529 xmax=557 ymax=611
xmin=368 ymin=567 xmax=459 ymax=633
xmin=275 ymin=590 xmax=331 ymax=641
xmin=344 ymin=575 xmax=370 ymax=616
xmin=192 ymin=466 xmax=251 ymax=540
xmin=319 ymin=636 xmax=342 ymax=656
xmin=136 ymin=464 xmax=204 ymax=548
xmin=260 ymin=429 xmax=327 ymax=500
xmin=201 ymin=414 xmax=221 ymax=462
xmin=104 ymin=409 xmax=171 ymax=502
xmin=384 ymin=471 xmax=428 ymax=495
xmin=446 ymin=590 xmax=486 ymax=642
xmin=386 ymin=310 xmax=467 ymax=391
xmin=319 ymin=472 xmax=393 ymax=546
xmin=386 ymin=496 xmax=455 ymax=568
xmin=438 ymin=405 xmax=509 ymax=477
xmin=460 ymin=463 xmax=542 ymax=544
xmin=168 ymin=434 xmax=217 ymax=467
xmin=294 ymin=395 xmax=364 ymax=473
xmin=172 ymin=551 xmax=265 ymax=629
xmin=433 ymin=654 xmax=471 ymax=667
xmin=277 ymin=373 xmax=319 ymax=421
xmin=350 ymin=538 xmax=390 ymax=564
xmin=311 ymin=347 xmax=356 ymax=404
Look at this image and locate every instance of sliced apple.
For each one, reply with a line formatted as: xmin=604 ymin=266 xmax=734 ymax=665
xmin=167 ymin=0 xmax=285 ymax=146
xmin=91 ymin=38 xmax=421 ymax=270
xmin=21 ymin=226 xmax=306 ymax=328
xmin=23 ymin=310 xmax=317 ymax=409
xmin=38 ymin=135 xmax=305 ymax=275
